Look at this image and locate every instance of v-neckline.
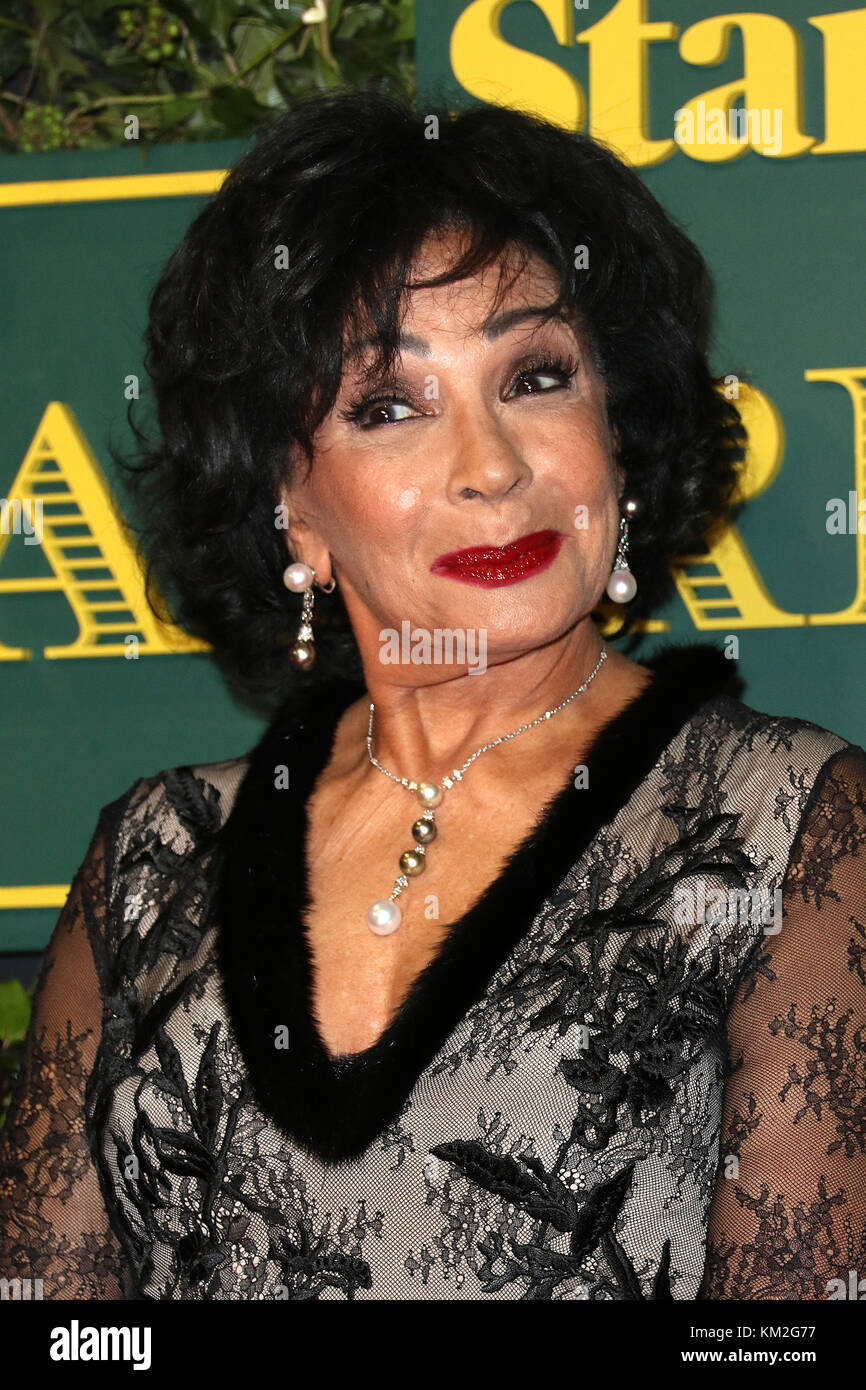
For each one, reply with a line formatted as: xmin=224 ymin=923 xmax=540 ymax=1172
xmin=216 ymin=641 xmax=738 ymax=1164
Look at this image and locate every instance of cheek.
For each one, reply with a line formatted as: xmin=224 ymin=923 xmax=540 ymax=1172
xmin=538 ymin=444 xmax=617 ymax=529
xmin=528 ymin=407 xmax=613 ymax=481
xmin=320 ymin=470 xmax=425 ymax=551
xmin=549 ymin=461 xmax=619 ymax=574
xmin=390 ymin=482 xmax=424 ymax=517
xmin=354 ymin=479 xmax=425 ymax=538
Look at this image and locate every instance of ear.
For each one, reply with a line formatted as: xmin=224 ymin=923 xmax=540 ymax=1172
xmin=276 ymin=484 xmax=306 ymax=556
xmin=278 ymin=486 xmax=301 ymax=550
xmin=276 ymin=483 xmax=334 ymax=586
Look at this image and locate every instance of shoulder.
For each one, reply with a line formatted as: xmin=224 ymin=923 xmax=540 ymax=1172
xmin=627 ymin=643 xmax=862 ymax=818
xmin=94 ymin=753 xmax=252 ymax=887
xmin=699 ymin=690 xmax=862 ymax=772
xmin=72 ymin=753 xmax=252 ymax=965
xmin=677 ymin=686 xmax=866 ymax=846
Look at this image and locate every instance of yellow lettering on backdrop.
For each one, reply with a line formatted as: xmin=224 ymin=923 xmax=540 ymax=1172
xmin=676 ymin=13 xmax=813 ymax=160
xmin=576 ymin=0 xmax=678 ymax=166
xmin=449 ymin=0 xmax=583 ymax=131
xmin=0 ymin=403 xmax=207 ymax=659
xmin=673 ymin=383 xmax=807 ymax=627
xmin=448 ymin=3 xmax=866 ymax=160
xmin=809 ymin=10 xmax=866 ymax=154
xmin=803 ymin=367 xmax=866 ymax=624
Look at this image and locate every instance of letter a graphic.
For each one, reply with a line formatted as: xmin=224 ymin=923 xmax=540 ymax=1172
xmin=0 ymin=403 xmax=208 ymax=659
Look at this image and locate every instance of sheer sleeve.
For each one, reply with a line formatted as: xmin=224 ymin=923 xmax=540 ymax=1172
xmin=0 ymin=813 xmax=130 ymax=1299
xmin=700 ymin=745 xmax=866 ymax=1299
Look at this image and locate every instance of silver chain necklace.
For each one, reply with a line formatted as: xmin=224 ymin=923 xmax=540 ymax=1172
xmin=364 ymin=641 xmax=608 ymax=935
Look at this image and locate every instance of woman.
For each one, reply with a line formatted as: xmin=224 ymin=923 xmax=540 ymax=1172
xmin=1 ymin=91 xmax=864 ymax=1302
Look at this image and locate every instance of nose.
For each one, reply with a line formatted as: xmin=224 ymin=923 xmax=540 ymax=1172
xmin=445 ymin=407 xmax=533 ymax=504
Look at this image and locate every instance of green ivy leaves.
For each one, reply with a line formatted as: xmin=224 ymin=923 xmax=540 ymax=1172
xmin=0 ymin=0 xmax=416 ymax=152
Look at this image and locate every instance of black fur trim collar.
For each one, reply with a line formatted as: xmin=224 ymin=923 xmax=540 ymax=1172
xmin=216 ymin=642 xmax=737 ymax=1165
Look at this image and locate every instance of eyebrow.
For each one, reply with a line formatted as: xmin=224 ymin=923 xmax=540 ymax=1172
xmin=343 ymin=304 xmax=573 ymax=361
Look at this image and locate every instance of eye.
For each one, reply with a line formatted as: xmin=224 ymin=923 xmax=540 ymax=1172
xmin=506 ymin=355 xmax=578 ymax=398
xmin=359 ymin=398 xmax=417 ymax=428
xmin=340 ymin=393 xmax=423 ymax=430
xmin=338 ymin=350 xmax=579 ymax=428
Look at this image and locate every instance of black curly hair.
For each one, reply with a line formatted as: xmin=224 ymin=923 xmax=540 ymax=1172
xmin=117 ymin=88 xmax=746 ymax=713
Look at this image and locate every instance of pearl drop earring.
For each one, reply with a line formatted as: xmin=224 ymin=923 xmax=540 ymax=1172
xmin=282 ymin=561 xmax=336 ymax=670
xmin=605 ymin=504 xmax=638 ymax=604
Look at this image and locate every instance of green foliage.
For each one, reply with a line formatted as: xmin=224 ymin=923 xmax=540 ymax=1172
xmin=0 ymin=0 xmax=415 ymax=152
xmin=0 ymin=977 xmax=33 ymax=1130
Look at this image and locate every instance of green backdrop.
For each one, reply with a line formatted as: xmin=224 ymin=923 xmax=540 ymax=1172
xmin=2 ymin=0 xmax=865 ymax=952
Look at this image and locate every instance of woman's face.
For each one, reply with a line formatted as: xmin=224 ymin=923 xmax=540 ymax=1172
xmin=282 ymin=233 xmax=623 ymax=675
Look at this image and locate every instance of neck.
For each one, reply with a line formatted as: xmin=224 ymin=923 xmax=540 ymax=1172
xmin=359 ymin=619 xmax=616 ymax=781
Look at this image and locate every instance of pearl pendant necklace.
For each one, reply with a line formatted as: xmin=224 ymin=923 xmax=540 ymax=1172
xmin=364 ymin=642 xmax=608 ymax=935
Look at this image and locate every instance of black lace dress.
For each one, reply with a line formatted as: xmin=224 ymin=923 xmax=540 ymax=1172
xmin=1 ymin=643 xmax=865 ymax=1300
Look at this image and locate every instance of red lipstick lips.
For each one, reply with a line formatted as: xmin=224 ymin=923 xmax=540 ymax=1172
xmin=430 ymin=529 xmax=565 ymax=587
